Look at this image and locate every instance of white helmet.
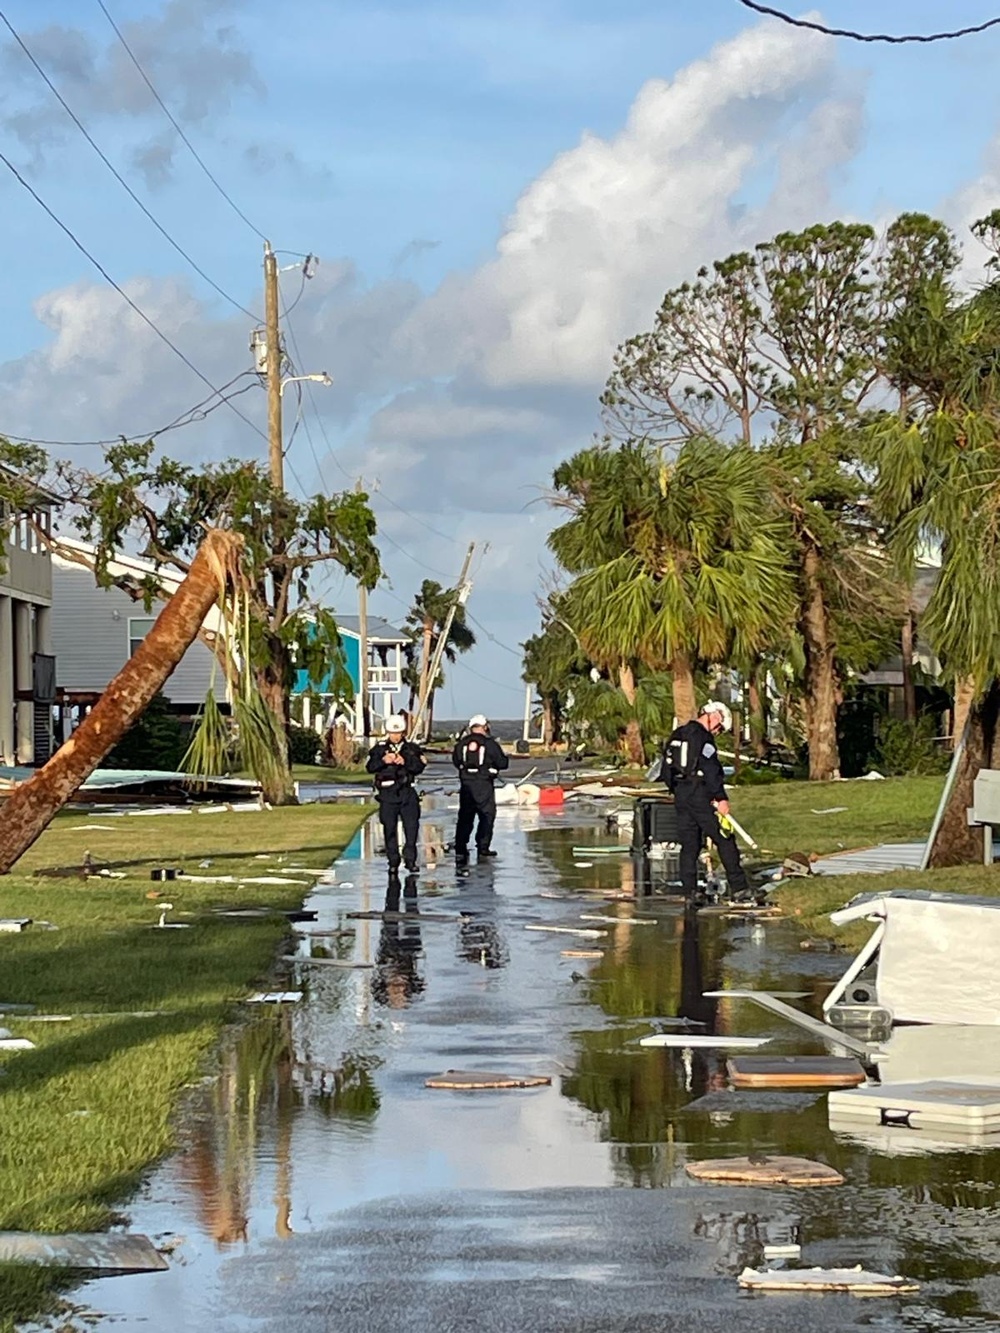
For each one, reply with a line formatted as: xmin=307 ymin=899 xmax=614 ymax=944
xmin=700 ymin=700 xmax=733 ymax=731
xmin=386 ymin=714 xmax=407 ymax=733
xmin=468 ymin=714 xmax=489 ymax=729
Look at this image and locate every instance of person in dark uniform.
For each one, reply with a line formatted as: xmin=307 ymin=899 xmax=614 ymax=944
xmin=366 ymin=714 xmax=426 ymax=873
xmin=452 ymin=714 xmax=509 ymax=864
xmin=663 ymin=700 xmax=751 ymax=905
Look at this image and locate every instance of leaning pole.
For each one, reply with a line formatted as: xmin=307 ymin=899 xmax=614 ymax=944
xmin=0 ymin=528 xmax=243 ymax=875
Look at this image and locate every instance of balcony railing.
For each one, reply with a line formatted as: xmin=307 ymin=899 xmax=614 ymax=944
xmin=367 ymin=665 xmax=401 ymax=689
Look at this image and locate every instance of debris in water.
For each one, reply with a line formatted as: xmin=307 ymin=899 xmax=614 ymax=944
xmin=727 ymin=1055 xmax=866 ymax=1089
xmin=738 ymin=1265 xmax=916 ymax=1294
xmin=687 ymin=1156 xmax=844 ymax=1187
xmin=425 ymin=1070 xmax=551 ymax=1090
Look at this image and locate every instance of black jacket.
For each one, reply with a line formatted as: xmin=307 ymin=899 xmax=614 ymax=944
xmin=366 ymin=740 xmax=425 ymax=796
xmin=662 ymin=719 xmax=727 ymax=803
xmin=452 ymin=732 xmax=509 ymax=782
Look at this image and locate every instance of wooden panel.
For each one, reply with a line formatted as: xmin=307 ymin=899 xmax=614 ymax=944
xmin=727 ymin=1055 xmax=866 ymax=1088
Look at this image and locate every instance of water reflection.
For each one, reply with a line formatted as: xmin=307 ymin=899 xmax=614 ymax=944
xmin=175 ymin=1012 xmax=292 ymax=1246
xmin=372 ymin=874 xmax=426 ymax=1008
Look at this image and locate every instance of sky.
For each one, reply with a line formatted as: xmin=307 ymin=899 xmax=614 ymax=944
xmin=2 ymin=1 xmax=1000 ymax=717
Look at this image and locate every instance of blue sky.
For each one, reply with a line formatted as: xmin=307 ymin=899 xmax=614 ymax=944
xmin=3 ymin=0 xmax=1000 ymax=716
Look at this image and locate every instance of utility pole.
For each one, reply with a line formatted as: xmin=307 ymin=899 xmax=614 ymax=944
xmin=356 ymin=478 xmax=370 ymax=743
xmin=263 ymin=242 xmax=283 ymax=492
xmin=411 ymin=542 xmax=475 ymax=741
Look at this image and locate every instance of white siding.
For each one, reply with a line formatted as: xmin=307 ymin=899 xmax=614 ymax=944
xmin=51 ymin=560 xmax=224 ymax=707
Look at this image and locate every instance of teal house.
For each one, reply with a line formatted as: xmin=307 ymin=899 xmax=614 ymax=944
xmin=293 ymin=615 xmax=409 ymax=738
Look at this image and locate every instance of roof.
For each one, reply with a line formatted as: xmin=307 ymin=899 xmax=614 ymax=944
xmin=335 ymin=614 xmax=408 ymax=644
xmin=51 ymin=535 xmax=187 ymax=589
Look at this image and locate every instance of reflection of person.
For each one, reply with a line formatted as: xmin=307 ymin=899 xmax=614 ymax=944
xmin=452 ymin=714 xmax=509 ymax=864
xmin=663 ymin=700 xmax=750 ymax=905
xmin=366 ymin=714 xmax=426 ymax=873
xmin=372 ymin=875 xmax=425 ymax=1008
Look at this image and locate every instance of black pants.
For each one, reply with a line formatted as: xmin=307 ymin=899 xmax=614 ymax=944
xmin=455 ymin=780 xmax=496 ymax=854
xmin=378 ymin=787 xmax=420 ymax=868
xmin=675 ymin=783 xmax=749 ymax=898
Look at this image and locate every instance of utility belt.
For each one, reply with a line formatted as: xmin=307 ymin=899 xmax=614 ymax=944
xmin=459 ymin=768 xmax=497 ymax=782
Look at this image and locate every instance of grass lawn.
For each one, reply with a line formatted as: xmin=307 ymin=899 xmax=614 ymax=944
xmin=0 ymin=800 xmax=369 ymax=1329
xmin=727 ymin=773 xmax=1000 ymax=938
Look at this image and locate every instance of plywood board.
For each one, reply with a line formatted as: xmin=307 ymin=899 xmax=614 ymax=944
xmin=686 ymin=1156 xmax=844 ymax=1187
xmin=425 ymin=1070 xmax=551 ymax=1090
xmin=727 ymin=1056 xmax=866 ymax=1088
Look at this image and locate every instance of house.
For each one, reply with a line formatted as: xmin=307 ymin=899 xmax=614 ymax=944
xmin=51 ymin=538 xmax=410 ymax=742
xmin=292 ymin=614 xmax=409 ymax=738
xmin=0 ymin=488 xmax=57 ymax=765
xmin=50 ymin=537 xmax=228 ymax=732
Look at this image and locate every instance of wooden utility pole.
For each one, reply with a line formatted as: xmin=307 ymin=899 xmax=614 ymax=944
xmin=412 ymin=542 xmax=475 ymax=741
xmin=264 ymin=241 xmax=283 ymax=490
xmin=356 ymin=478 xmax=370 ymax=742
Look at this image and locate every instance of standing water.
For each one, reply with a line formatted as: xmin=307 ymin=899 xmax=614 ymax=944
xmin=37 ymin=795 xmax=1000 ymax=1331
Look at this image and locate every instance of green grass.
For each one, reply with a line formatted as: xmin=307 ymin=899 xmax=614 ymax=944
xmin=730 ymin=773 xmax=945 ymax=860
xmin=0 ymin=802 xmax=369 ymax=1329
xmin=726 ymin=773 xmax=1000 ymax=938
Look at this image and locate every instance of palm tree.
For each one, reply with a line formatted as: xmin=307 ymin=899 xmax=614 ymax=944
xmin=405 ymin=579 xmax=476 ymax=735
xmin=548 ymin=437 xmax=794 ymax=763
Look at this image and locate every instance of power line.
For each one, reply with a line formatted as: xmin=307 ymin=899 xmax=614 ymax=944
xmin=467 ymin=610 xmax=520 ymax=657
xmin=735 ymin=0 xmax=1000 ymax=43
xmin=95 ymin=0 xmax=269 ymax=243
xmin=450 ymin=654 xmax=524 ymax=696
xmin=0 ymin=150 xmax=268 ymax=443
xmin=0 ymin=8 xmax=260 ymax=321
xmin=0 ymin=375 xmax=261 ymax=448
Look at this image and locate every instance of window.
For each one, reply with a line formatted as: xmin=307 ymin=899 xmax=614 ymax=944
xmin=128 ymin=617 xmax=157 ymax=657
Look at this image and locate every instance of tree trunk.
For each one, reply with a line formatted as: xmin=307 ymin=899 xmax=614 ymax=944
xmin=0 ymin=529 xmax=243 ymax=875
xmin=802 ymin=542 xmax=841 ymax=781
xmin=952 ymin=675 xmax=976 ymax=751
xmin=927 ymin=679 xmax=1000 ymax=867
xmin=671 ymin=651 xmax=697 ymax=724
xmin=542 ymin=697 xmax=555 ymax=748
xmin=255 ymin=656 xmax=295 ymax=806
xmin=901 ymin=609 xmax=917 ymax=724
xmin=748 ymin=671 xmax=768 ymax=759
xmin=617 ymin=661 xmax=645 ymax=765
xmin=426 ymin=690 xmax=435 ymax=739
xmin=732 ymin=706 xmax=742 ymax=778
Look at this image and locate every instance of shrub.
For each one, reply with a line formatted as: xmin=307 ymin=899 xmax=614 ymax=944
xmin=104 ymin=692 xmax=184 ymax=771
xmin=287 ymin=723 xmax=321 ymax=766
xmin=876 ymin=716 xmax=950 ymax=777
xmin=732 ymin=763 xmax=787 ymax=787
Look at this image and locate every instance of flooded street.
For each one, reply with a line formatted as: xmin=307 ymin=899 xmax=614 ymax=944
xmin=52 ymin=793 xmax=1000 ymax=1331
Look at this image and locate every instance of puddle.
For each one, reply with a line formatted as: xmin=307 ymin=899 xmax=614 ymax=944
xmin=37 ymin=789 xmax=1000 ymax=1330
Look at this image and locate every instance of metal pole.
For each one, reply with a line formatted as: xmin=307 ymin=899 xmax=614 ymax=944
xmin=356 ymin=481 xmax=370 ymax=742
xmin=522 ymin=681 xmax=531 ymax=743
xmin=411 ymin=542 xmax=475 ymax=740
xmin=263 ymin=242 xmax=283 ymax=491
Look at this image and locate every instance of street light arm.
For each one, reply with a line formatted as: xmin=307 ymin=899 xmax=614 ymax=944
xmin=279 ymin=372 xmax=332 ymax=397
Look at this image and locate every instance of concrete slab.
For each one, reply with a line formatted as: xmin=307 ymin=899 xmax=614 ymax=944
xmin=0 ymin=1231 xmax=167 ymax=1274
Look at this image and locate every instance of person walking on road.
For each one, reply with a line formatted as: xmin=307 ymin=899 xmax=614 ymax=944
xmin=366 ymin=714 xmax=426 ymax=874
xmin=452 ymin=714 xmax=509 ymax=865
xmin=662 ymin=700 xmax=752 ymax=906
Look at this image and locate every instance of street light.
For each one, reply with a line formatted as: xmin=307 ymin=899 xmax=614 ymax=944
xmin=280 ymin=372 xmax=332 ymax=397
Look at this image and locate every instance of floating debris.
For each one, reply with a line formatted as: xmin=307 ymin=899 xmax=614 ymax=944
xmin=425 ymin=1070 xmax=551 ymax=1090
xmin=687 ymin=1156 xmax=844 ymax=1187
xmin=727 ymin=1055 xmax=866 ymax=1089
xmin=738 ymin=1265 xmax=916 ymax=1294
